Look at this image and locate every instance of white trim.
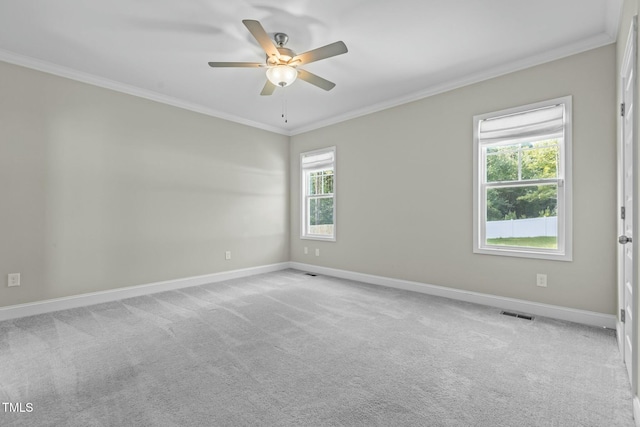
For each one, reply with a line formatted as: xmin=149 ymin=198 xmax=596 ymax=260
xmin=0 ymin=261 xmax=617 ymax=329
xmin=619 ymin=15 xmax=640 ymax=397
xmin=606 ymin=0 xmax=624 ymax=40
xmin=634 ymin=396 xmax=640 ymax=427
xmin=300 ymin=146 xmax=337 ymax=241
xmin=0 ymin=263 xmax=289 ymax=322
xmin=0 ymin=49 xmax=288 ymax=136
xmin=288 ymin=33 xmax=615 ymax=136
xmin=0 ymin=33 xmax=615 ymax=138
xmin=619 ymin=321 xmax=626 ymax=356
xmin=290 ymin=262 xmax=616 ymax=329
xmin=473 ymin=96 xmax=573 ymax=262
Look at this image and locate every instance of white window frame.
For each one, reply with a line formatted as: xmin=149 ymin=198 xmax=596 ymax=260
xmin=473 ymin=96 xmax=573 ymax=261
xmin=301 ymin=146 xmax=336 ymax=241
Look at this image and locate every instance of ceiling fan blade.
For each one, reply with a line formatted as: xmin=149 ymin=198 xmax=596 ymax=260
xmin=260 ymin=80 xmax=277 ymax=96
xmin=242 ymin=19 xmax=280 ymax=60
xmin=291 ymin=41 xmax=348 ymax=65
xmin=208 ymin=62 xmax=263 ymax=68
xmin=297 ymin=69 xmax=336 ymax=91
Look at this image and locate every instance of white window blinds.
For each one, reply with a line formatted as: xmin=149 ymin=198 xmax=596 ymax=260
xmin=478 ymin=104 xmax=565 ymax=146
xmin=302 ymin=150 xmax=335 ymax=168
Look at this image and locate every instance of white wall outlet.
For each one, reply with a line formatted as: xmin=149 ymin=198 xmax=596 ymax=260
xmin=304 ymin=247 xmax=308 ymax=254
xmin=8 ymin=273 xmax=20 ymax=287
xmin=536 ymin=273 xmax=547 ymax=287
xmin=225 ymin=251 xmax=231 ymax=260
xmin=315 ymin=248 xmax=320 ymax=257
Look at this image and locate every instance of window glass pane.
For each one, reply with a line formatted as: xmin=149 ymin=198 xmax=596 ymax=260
xmin=521 ymin=140 xmax=559 ymax=180
xmin=323 ymin=170 xmax=334 ymax=194
xmin=308 ymin=170 xmax=334 ymax=196
xmin=302 ymin=147 xmax=336 ymax=240
xmin=486 ymin=147 xmax=518 ymax=182
xmin=308 ymin=197 xmax=334 ymax=236
xmin=474 ymin=97 xmax=571 ymax=260
xmin=486 ymin=184 xmax=558 ymax=249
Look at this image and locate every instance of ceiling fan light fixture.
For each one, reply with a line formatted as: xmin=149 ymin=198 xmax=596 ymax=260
xmin=266 ymin=65 xmax=297 ymax=87
xmin=208 ymin=20 xmax=347 ymax=95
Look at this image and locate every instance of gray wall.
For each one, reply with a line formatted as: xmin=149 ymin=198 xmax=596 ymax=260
xmin=0 ymin=61 xmax=289 ymax=308
xmin=0 ymin=43 xmax=619 ymax=317
xmin=291 ymin=44 xmax=617 ymax=315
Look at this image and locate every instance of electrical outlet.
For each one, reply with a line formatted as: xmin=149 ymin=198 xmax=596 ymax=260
xmin=536 ymin=273 xmax=547 ymax=287
xmin=304 ymin=247 xmax=308 ymax=255
xmin=225 ymin=251 xmax=231 ymax=260
xmin=8 ymin=273 xmax=20 ymax=287
xmin=315 ymin=248 xmax=320 ymax=257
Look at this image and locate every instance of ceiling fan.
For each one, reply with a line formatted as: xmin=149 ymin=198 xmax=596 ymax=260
xmin=208 ymin=19 xmax=348 ymax=96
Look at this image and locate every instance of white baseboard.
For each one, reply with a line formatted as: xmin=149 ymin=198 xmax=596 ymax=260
xmin=290 ymin=262 xmax=617 ymax=329
xmin=0 ymin=262 xmax=290 ymax=322
xmin=618 ymin=321 xmax=625 ymax=355
xmin=0 ymin=261 xmax=617 ymax=329
xmin=634 ymin=396 xmax=640 ymax=427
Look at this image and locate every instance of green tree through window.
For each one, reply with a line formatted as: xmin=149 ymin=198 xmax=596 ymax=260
xmin=474 ymin=97 xmax=572 ymax=260
xmin=486 ymin=140 xmax=559 ymax=221
xmin=308 ymin=170 xmax=334 ymax=226
xmin=301 ymin=147 xmax=336 ymax=240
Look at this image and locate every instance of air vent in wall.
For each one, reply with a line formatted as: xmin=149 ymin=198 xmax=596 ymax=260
xmin=501 ymin=311 xmax=534 ymax=321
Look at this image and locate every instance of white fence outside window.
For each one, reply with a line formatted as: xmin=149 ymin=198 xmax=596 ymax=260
xmin=486 ymin=216 xmax=557 ymax=239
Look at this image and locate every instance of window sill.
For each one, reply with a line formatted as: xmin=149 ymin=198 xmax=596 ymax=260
xmin=301 ymin=235 xmax=336 ymax=242
xmin=474 ymin=246 xmax=572 ymax=262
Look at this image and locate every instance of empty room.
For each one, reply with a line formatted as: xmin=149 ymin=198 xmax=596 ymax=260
xmin=1 ymin=0 xmax=639 ymax=425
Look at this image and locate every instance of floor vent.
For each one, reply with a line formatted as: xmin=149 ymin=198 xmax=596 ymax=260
xmin=304 ymin=273 xmax=317 ymax=277
xmin=501 ymin=311 xmax=534 ymax=321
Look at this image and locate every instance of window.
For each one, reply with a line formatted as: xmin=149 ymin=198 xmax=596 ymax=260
xmin=301 ymin=147 xmax=336 ymax=240
xmin=473 ymin=96 xmax=572 ymax=261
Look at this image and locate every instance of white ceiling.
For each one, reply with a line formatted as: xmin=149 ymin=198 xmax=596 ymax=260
xmin=0 ymin=0 xmax=623 ymax=135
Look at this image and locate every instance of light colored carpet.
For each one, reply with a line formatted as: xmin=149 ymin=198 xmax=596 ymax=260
xmin=0 ymin=269 xmax=634 ymax=426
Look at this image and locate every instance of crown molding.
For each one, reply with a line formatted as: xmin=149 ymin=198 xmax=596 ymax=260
xmin=288 ymin=32 xmax=616 ymax=136
xmin=0 ymin=49 xmax=289 ymax=136
xmin=0 ymin=26 xmax=617 ymax=139
xmin=606 ymin=0 xmax=624 ymax=39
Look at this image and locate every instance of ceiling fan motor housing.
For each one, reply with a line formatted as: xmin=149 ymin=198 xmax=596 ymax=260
xmin=267 ymin=47 xmax=296 ymax=65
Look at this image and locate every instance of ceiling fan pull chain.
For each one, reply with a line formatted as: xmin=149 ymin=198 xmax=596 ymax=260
xmin=281 ymin=88 xmax=288 ymax=123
